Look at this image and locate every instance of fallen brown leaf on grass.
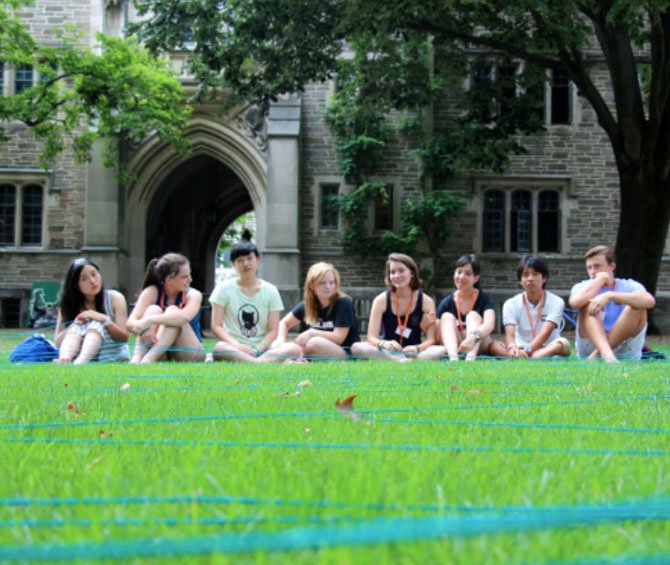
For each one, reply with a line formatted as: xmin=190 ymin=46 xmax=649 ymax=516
xmin=336 ymin=395 xmax=358 ymax=412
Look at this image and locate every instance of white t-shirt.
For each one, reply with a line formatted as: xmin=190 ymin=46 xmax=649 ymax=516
xmin=209 ymin=279 xmax=284 ymax=346
xmin=502 ymin=291 xmax=564 ymax=347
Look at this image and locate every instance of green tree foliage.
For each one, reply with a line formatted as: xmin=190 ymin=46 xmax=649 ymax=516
xmin=216 ymin=213 xmax=255 ymax=268
xmin=0 ymin=0 xmax=191 ymax=168
xmin=133 ymin=0 xmax=670 ymax=303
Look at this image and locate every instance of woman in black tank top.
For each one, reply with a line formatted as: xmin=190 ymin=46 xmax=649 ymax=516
xmin=434 ymin=254 xmax=507 ymax=361
xmin=351 ymin=253 xmax=437 ymax=361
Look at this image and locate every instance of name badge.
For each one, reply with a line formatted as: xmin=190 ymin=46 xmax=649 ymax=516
xmin=396 ymin=326 xmax=412 ymax=338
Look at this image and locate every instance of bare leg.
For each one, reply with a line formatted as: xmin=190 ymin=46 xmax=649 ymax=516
xmin=578 ymin=309 xmax=618 ymax=363
xmin=461 ymin=311 xmax=483 ymax=361
xmin=529 ymin=340 xmax=564 ymax=359
xmin=130 ymin=340 xmax=150 ymax=364
xmin=350 ymin=341 xmax=402 ymax=361
xmin=440 ymin=313 xmax=460 ymax=361
xmin=486 ymin=339 xmax=508 ymax=358
xmin=606 ymin=306 xmax=647 ymax=349
xmin=130 ymin=305 xmax=163 ymax=363
xmin=170 ymin=323 xmax=206 ymax=362
xmin=140 ymin=325 xmax=178 ymax=363
xmin=59 ymin=332 xmax=83 ymax=363
xmin=212 ymin=341 xmax=260 ymax=363
xmin=263 ymin=342 xmax=302 ymax=363
xmin=417 ymin=345 xmax=446 ymax=360
xmin=301 ymin=337 xmax=348 ymax=360
xmin=73 ymin=330 xmax=103 ymax=364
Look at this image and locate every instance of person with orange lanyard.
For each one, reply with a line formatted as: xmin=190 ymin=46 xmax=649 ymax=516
xmin=501 ymin=255 xmax=570 ymax=359
xmin=434 ymin=254 xmax=506 ymax=361
xmin=127 ymin=252 xmax=206 ymax=363
xmin=351 ymin=253 xmax=437 ymax=361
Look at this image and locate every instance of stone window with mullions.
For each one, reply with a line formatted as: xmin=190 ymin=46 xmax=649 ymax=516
xmin=481 ymin=184 xmax=563 ymax=254
xmin=0 ymin=63 xmax=40 ymax=95
xmin=0 ymin=182 xmax=45 ymax=247
xmin=14 ymin=64 xmax=34 ymax=93
xmin=468 ymin=60 xmax=577 ymax=126
xmin=319 ymin=183 xmax=340 ymax=230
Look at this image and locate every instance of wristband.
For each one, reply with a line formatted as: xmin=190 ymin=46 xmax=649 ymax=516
xmin=260 ymin=339 xmax=269 ymax=350
xmin=252 ymin=346 xmax=261 ymax=356
xmin=378 ymin=340 xmax=384 ymax=350
xmin=103 ymin=316 xmax=112 ymax=327
xmin=139 ymin=328 xmax=149 ymax=337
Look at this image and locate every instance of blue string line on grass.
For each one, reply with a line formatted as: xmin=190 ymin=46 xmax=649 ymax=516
xmin=0 ymin=513 xmax=358 ymax=529
xmin=3 ymin=392 xmax=668 ymax=431
xmin=0 ymin=500 xmax=669 ymax=561
xmin=535 ymin=555 xmax=670 ymax=565
xmin=3 ymin=408 xmax=670 ymax=437
xmin=1 ymin=436 xmax=666 ymax=457
xmin=1 ymin=493 xmax=668 ymax=516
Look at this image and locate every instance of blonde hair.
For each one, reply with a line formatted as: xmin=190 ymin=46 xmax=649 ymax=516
xmin=303 ymin=262 xmax=343 ymax=326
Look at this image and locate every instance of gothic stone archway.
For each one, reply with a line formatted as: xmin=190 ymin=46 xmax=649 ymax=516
xmin=122 ymin=114 xmax=268 ymax=298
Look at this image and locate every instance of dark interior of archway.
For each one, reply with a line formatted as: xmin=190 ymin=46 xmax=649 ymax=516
xmin=145 ymin=155 xmax=253 ymax=292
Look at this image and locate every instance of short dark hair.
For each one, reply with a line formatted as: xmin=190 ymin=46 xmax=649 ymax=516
xmin=455 ymin=254 xmax=481 ymax=289
xmin=230 ymin=229 xmax=259 ymax=262
xmin=516 ymin=255 xmax=549 ymax=288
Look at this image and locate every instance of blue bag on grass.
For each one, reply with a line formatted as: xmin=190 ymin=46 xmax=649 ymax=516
xmin=10 ymin=334 xmax=59 ymax=363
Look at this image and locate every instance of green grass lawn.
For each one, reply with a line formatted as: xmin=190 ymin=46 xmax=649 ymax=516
xmin=0 ymin=329 xmax=669 ymax=563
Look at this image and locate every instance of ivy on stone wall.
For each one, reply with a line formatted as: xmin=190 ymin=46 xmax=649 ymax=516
xmin=324 ymin=54 xmax=466 ymax=287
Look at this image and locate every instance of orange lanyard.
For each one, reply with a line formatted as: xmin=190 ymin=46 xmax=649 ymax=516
xmin=455 ymin=290 xmax=478 ymax=331
xmin=523 ymin=291 xmax=544 ymax=339
xmin=160 ymin=290 xmax=186 ymax=310
xmin=392 ymin=291 xmax=414 ymax=345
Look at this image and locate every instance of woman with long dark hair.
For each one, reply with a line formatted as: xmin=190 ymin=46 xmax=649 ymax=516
xmin=127 ymin=252 xmax=205 ymax=363
xmin=54 ymin=257 xmax=129 ymax=364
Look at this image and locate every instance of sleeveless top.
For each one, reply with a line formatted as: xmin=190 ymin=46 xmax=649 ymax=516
xmin=155 ymin=284 xmax=202 ymax=341
xmin=379 ymin=290 xmax=424 ymax=346
xmin=97 ymin=290 xmax=130 ymax=362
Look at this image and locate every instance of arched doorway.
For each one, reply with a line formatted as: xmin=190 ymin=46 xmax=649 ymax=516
xmin=145 ymin=154 xmax=253 ymax=293
xmin=122 ymin=114 xmax=267 ymax=297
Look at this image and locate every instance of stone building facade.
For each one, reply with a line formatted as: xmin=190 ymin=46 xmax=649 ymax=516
xmin=2 ymin=0 xmax=669 ymax=331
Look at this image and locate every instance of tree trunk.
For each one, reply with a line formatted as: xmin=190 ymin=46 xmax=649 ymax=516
xmin=614 ymin=163 xmax=670 ymax=333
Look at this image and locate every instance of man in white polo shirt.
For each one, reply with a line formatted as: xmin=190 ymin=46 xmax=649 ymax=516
xmin=569 ymin=245 xmax=655 ymax=362
xmin=502 ymin=255 xmax=570 ymax=358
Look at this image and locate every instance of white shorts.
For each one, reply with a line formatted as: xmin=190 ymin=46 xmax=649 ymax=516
xmin=576 ymin=324 xmax=647 ymax=360
xmin=65 ymin=320 xmax=129 ymax=362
